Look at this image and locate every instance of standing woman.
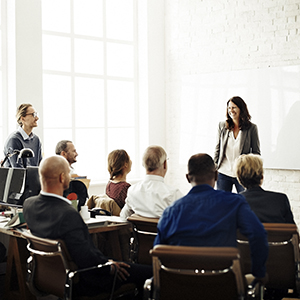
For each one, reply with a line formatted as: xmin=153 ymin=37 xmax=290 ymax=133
xmin=106 ymin=149 xmax=132 ymax=209
xmin=214 ymin=96 xmax=260 ymax=192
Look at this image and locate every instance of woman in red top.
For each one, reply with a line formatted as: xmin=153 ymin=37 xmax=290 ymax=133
xmin=106 ymin=149 xmax=132 ymax=209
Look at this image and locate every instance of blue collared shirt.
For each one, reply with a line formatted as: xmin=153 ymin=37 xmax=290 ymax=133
xmin=18 ymin=126 xmax=33 ymax=140
xmin=155 ymin=184 xmax=268 ymax=278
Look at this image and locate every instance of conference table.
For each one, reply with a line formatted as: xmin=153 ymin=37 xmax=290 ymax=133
xmin=0 ymin=216 xmax=131 ymax=300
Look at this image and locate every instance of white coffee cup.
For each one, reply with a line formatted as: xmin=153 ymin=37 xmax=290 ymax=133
xmin=80 ymin=205 xmax=90 ymax=220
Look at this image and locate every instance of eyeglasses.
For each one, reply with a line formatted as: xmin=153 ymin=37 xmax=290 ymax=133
xmin=25 ymin=112 xmax=38 ymax=118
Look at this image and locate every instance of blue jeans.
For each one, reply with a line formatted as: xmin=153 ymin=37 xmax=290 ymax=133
xmin=216 ymin=172 xmax=244 ymax=193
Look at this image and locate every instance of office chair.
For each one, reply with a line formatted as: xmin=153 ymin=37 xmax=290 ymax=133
xmin=237 ymin=223 xmax=300 ymax=296
xmin=64 ymin=180 xmax=89 ymax=212
xmin=127 ymin=214 xmax=159 ymax=265
xmin=145 ymin=245 xmax=264 ymax=300
xmin=23 ymin=231 xmax=137 ymax=300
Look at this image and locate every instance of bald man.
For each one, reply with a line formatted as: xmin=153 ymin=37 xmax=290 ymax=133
xmin=23 ymin=156 xmax=152 ymax=298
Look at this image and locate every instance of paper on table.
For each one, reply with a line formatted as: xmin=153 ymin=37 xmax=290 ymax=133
xmin=0 ymin=216 xmax=9 ymax=222
xmin=95 ymin=215 xmax=128 ymax=223
xmin=84 ymin=217 xmax=109 ymax=228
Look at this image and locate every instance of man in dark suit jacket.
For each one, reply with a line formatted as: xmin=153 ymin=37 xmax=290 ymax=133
xmin=23 ymin=155 xmax=152 ymax=298
xmin=235 ymin=154 xmax=295 ymax=224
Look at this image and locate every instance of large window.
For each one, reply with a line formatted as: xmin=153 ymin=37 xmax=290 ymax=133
xmin=0 ymin=0 xmax=3 ymax=153
xmin=42 ymin=0 xmax=139 ymax=182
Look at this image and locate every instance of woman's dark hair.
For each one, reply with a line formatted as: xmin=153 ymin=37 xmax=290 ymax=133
xmin=225 ymin=96 xmax=252 ymax=130
xmin=107 ymin=149 xmax=130 ymax=180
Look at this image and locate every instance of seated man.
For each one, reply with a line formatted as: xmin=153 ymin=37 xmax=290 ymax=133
xmin=55 ymin=140 xmax=78 ymax=176
xmin=235 ymin=153 xmax=295 ymax=224
xmin=120 ymin=145 xmax=183 ymax=221
xmin=155 ymin=153 xmax=268 ymax=281
xmin=23 ymin=156 xmax=152 ymax=299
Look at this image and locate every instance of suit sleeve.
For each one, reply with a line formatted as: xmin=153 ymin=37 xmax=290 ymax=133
xmin=250 ymin=124 xmax=261 ymax=155
xmin=213 ymin=122 xmax=222 ymax=165
xmin=283 ymin=195 xmax=295 ymax=224
xmin=60 ymin=213 xmax=109 ymax=271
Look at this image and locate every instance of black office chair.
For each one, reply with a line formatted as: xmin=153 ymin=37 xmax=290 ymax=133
xmin=145 ymin=245 xmax=264 ymax=300
xmin=23 ymin=231 xmax=137 ymax=300
xmin=237 ymin=223 xmax=300 ymax=297
xmin=64 ymin=180 xmax=89 ymax=211
xmin=127 ymin=214 xmax=159 ymax=265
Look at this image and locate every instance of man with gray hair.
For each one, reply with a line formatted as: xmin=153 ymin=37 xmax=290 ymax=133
xmin=120 ymin=145 xmax=183 ymax=221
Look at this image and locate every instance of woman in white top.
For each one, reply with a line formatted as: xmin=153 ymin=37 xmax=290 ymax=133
xmin=214 ymin=96 xmax=260 ymax=192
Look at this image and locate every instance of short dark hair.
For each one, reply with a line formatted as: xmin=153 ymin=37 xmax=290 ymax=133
xmin=55 ymin=140 xmax=72 ymax=155
xmin=188 ymin=153 xmax=216 ymax=181
xmin=226 ymin=96 xmax=252 ymax=130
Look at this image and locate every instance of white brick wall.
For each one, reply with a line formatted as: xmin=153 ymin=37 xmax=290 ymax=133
xmin=164 ymin=0 xmax=300 ymax=226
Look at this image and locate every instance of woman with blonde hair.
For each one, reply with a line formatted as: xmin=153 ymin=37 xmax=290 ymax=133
xmin=235 ymin=154 xmax=294 ymax=224
xmin=106 ymin=149 xmax=132 ymax=209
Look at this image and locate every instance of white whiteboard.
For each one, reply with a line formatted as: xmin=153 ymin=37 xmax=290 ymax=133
xmin=179 ymin=65 xmax=300 ymax=169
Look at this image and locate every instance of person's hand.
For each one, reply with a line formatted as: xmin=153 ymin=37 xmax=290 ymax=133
xmin=109 ymin=260 xmax=131 ymax=281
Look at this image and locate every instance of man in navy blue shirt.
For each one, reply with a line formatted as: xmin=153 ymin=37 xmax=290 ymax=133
xmin=154 ymin=153 xmax=268 ymax=280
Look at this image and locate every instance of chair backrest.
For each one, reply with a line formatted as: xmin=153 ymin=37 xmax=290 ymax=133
xmin=237 ymin=223 xmax=300 ymax=292
xmin=127 ymin=214 xmax=159 ymax=265
xmin=22 ymin=231 xmax=76 ymax=299
xmin=63 ymin=180 xmax=89 ymax=211
xmin=150 ymin=245 xmax=247 ymax=300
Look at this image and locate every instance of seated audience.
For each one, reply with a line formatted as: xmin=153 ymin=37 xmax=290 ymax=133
xmin=120 ymin=145 xmax=183 ymax=221
xmin=55 ymin=140 xmax=78 ymax=176
xmin=106 ymin=149 xmax=132 ymax=209
xmin=23 ymin=156 xmax=152 ymax=299
xmin=154 ymin=153 xmax=268 ymax=281
xmin=3 ymin=103 xmax=42 ymax=168
xmin=235 ymin=153 xmax=295 ymax=224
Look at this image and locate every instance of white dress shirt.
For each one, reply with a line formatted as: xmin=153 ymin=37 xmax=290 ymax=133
xmin=40 ymin=190 xmax=71 ymax=205
xmin=120 ymin=174 xmax=183 ymax=221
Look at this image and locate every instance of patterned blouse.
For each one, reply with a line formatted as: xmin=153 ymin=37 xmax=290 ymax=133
xmin=106 ymin=181 xmax=131 ymax=209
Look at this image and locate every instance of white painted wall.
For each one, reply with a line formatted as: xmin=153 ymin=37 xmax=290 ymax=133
xmin=164 ymin=0 xmax=300 ymax=226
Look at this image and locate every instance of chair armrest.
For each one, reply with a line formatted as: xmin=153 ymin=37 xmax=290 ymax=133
xmin=65 ymin=262 xmax=113 ymax=300
xmin=246 ymin=274 xmax=266 ymax=300
xmin=67 ymin=261 xmax=113 ymax=279
xmin=143 ymin=277 xmax=153 ymax=300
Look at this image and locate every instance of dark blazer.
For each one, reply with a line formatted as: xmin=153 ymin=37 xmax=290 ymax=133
xmin=23 ymin=194 xmax=112 ymax=295
xmin=214 ymin=121 xmax=260 ymax=169
xmin=240 ymin=186 xmax=295 ymax=224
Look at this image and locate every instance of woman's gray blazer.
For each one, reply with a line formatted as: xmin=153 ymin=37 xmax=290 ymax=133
xmin=214 ymin=121 xmax=260 ymax=169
